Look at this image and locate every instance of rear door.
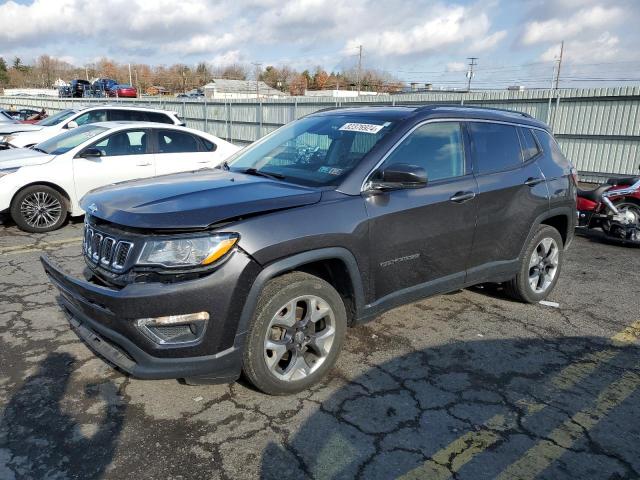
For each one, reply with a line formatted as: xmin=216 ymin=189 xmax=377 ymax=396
xmin=72 ymin=128 xmax=155 ymax=200
xmin=465 ymin=121 xmax=549 ymax=283
xmin=365 ymin=121 xmax=478 ymax=301
xmin=153 ymin=128 xmax=214 ymax=175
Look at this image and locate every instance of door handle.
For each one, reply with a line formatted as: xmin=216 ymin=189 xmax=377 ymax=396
xmin=450 ymin=191 xmax=476 ymax=203
xmin=136 ymin=161 xmax=153 ymax=166
xmin=524 ymin=177 xmax=544 ymax=187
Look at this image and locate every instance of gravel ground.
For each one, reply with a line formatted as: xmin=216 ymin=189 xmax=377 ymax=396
xmin=0 ymin=219 xmax=639 ymax=480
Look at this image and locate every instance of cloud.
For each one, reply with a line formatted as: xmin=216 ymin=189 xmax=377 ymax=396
xmin=0 ymin=0 xmax=227 ymax=51
xmin=446 ymin=62 xmax=467 ymax=72
xmin=210 ymin=50 xmax=246 ymax=66
xmin=344 ymin=5 xmax=505 ymax=57
xmin=522 ymin=5 xmax=623 ymax=45
xmin=540 ymin=32 xmax=620 ymax=63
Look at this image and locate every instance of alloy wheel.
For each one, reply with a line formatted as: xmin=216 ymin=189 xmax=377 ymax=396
xmin=263 ymin=295 xmax=336 ymax=382
xmin=20 ymin=191 xmax=63 ymax=229
xmin=528 ymin=237 xmax=559 ymax=294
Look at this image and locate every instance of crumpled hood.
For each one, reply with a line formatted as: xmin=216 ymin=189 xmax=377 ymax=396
xmin=0 ymin=148 xmax=53 ymax=169
xmin=81 ymin=169 xmax=323 ymax=229
xmin=0 ymin=124 xmax=44 ymax=135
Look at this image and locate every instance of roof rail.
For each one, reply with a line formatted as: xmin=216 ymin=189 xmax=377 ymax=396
xmin=416 ymin=103 xmax=534 ymax=119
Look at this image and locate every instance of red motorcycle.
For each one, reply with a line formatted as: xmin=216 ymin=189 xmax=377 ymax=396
xmin=577 ymin=169 xmax=640 ymax=245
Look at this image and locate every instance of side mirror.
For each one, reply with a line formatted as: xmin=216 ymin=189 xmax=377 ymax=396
xmin=66 ymin=120 xmax=78 ymax=129
xmin=368 ymin=163 xmax=427 ymax=191
xmin=79 ymin=148 xmax=102 ymax=159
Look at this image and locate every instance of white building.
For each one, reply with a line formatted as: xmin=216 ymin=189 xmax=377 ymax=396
xmin=304 ymin=89 xmax=380 ymax=98
xmin=203 ymin=79 xmax=288 ymax=99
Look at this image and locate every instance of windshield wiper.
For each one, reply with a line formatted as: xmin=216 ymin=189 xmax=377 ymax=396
xmin=30 ymin=147 xmax=48 ymax=154
xmin=218 ymin=160 xmax=230 ymax=171
xmin=241 ymin=168 xmax=286 ymax=180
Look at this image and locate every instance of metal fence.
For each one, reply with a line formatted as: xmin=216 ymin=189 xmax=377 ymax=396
xmin=3 ymin=86 xmax=640 ymax=181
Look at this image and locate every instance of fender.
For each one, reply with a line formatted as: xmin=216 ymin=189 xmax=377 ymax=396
xmin=232 ymin=247 xmax=365 ymax=350
xmin=524 ymin=205 xmax=575 ymax=255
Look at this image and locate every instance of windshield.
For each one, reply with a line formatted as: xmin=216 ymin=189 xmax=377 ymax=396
xmin=35 ymin=124 xmax=108 ymax=155
xmin=227 ymin=115 xmax=396 ymax=186
xmin=36 ymin=109 xmax=76 ymax=127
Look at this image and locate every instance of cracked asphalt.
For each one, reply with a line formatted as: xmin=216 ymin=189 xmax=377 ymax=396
xmin=1 ymin=218 xmax=639 ymax=480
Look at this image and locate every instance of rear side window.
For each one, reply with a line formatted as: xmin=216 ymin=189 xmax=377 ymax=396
xmin=157 ymin=130 xmax=201 ymax=153
xmin=519 ymin=128 xmax=541 ymax=161
xmin=108 ymin=110 xmax=136 ymax=121
xmin=533 ymin=129 xmax=567 ymax=164
xmin=382 ymin=122 xmax=465 ymax=181
xmin=147 ymin=112 xmax=174 ymax=124
xmin=468 ymin=122 xmax=522 ymax=174
xmin=199 ymin=137 xmax=217 ymax=152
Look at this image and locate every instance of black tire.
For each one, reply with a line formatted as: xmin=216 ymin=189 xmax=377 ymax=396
xmin=242 ymin=271 xmax=347 ymax=395
xmin=10 ymin=185 xmax=68 ymax=233
xmin=505 ymin=225 xmax=564 ymax=303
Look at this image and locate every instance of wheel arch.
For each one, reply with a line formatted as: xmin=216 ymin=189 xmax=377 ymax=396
xmin=519 ymin=206 xmax=575 ymax=260
xmin=11 ymin=181 xmax=73 ymax=211
xmin=234 ymin=247 xmax=365 ymax=350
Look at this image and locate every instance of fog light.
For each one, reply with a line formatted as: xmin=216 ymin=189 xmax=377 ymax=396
xmin=136 ymin=312 xmax=209 ymax=345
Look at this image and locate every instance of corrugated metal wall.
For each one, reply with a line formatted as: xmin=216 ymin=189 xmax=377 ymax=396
xmin=3 ymin=86 xmax=640 ymax=180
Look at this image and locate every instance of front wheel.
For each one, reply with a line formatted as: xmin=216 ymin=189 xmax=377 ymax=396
xmin=10 ymin=185 xmax=68 ymax=233
xmin=505 ymin=225 xmax=564 ymax=303
xmin=242 ymin=272 xmax=347 ymax=395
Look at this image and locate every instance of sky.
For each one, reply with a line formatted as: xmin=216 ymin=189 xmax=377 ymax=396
xmin=1 ymin=0 xmax=639 ymax=89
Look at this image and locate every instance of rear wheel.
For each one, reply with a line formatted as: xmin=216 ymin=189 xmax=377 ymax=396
xmin=10 ymin=185 xmax=68 ymax=233
xmin=242 ymin=272 xmax=347 ymax=395
xmin=505 ymin=225 xmax=563 ymax=303
xmin=614 ymin=200 xmax=640 ymax=226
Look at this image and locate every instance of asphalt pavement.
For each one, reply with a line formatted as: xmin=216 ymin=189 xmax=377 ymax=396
xmin=1 ymin=219 xmax=639 ymax=480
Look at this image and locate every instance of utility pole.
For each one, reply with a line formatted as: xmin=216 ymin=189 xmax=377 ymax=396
xmin=466 ymin=57 xmax=478 ymax=92
xmin=128 ymin=63 xmax=132 ymax=86
xmin=252 ymin=62 xmax=262 ymax=98
xmin=554 ymin=41 xmax=564 ymax=90
xmin=357 ymin=45 xmax=363 ymax=96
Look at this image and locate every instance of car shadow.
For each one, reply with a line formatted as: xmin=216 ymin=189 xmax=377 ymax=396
xmin=0 ymin=352 xmax=126 ymax=479
xmin=576 ymin=227 xmax=640 ymax=248
xmin=260 ymin=336 xmax=640 ymax=479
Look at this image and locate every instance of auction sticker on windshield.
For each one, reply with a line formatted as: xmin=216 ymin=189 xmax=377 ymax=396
xmin=339 ymin=122 xmax=385 ymax=134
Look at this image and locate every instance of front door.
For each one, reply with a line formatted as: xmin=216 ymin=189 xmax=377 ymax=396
xmin=73 ymin=129 xmax=155 ymax=201
xmin=365 ymin=121 xmax=478 ymax=303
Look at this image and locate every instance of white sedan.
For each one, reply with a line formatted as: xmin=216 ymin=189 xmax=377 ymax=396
xmin=0 ymin=122 xmax=240 ymax=232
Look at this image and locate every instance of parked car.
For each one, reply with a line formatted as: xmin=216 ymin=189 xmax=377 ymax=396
xmin=0 ymin=105 xmax=185 ymax=148
xmin=92 ymin=78 xmax=118 ymax=96
xmin=18 ymin=108 xmax=47 ymax=123
xmin=0 ymin=110 xmax=21 ymax=124
xmin=70 ymin=79 xmax=92 ymax=98
xmin=108 ymin=84 xmax=138 ymax=98
xmin=0 ymin=122 xmax=239 ymax=232
xmin=42 ymin=105 xmax=576 ymax=395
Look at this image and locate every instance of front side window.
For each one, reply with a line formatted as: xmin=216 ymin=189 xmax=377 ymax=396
xmin=380 ymin=122 xmax=465 ymax=182
xmin=228 ymin=115 xmax=396 ymax=186
xmin=35 ymin=125 xmax=108 ymax=155
xmin=73 ymin=109 xmax=107 ymax=126
xmin=157 ymin=130 xmax=201 ymax=153
xmin=36 ymin=109 xmax=76 ymax=126
xmin=469 ymin=122 xmax=523 ymax=174
xmin=92 ymin=130 xmax=148 ymax=156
